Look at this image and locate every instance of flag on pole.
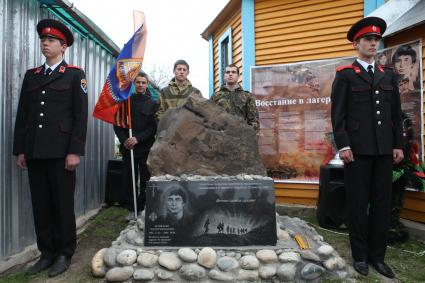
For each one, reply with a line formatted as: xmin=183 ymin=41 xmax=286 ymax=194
xmin=93 ymin=12 xmax=147 ymax=127
xmin=133 ymin=10 xmax=145 ymax=33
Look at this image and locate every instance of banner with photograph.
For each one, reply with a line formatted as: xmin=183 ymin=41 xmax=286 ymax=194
xmin=252 ymin=40 xmax=423 ymax=184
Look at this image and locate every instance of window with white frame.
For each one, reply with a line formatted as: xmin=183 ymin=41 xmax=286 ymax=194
xmin=218 ymin=28 xmax=232 ymax=86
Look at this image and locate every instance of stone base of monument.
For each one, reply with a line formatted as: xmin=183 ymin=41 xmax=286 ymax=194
xmin=91 ymin=176 xmax=353 ymax=282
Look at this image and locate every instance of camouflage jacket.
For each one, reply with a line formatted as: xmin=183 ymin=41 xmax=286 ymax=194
xmin=211 ymin=84 xmax=259 ymax=132
xmin=156 ymin=78 xmax=202 ymax=120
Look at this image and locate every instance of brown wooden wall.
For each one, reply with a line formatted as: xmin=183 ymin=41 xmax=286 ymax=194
xmin=212 ymin=6 xmax=242 ymax=92
xmin=275 ymin=183 xmax=319 ymax=206
xmin=254 ymin=0 xmax=364 ymax=65
xmin=387 ymin=24 xmax=425 ymax=223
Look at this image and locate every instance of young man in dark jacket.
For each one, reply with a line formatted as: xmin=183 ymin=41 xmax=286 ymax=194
xmin=114 ymin=72 xmax=157 ymax=220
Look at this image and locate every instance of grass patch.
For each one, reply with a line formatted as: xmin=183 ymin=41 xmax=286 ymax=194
xmin=0 ymin=206 xmax=128 ymax=283
xmin=78 ymin=206 xmax=128 ymax=240
xmin=387 ymin=240 xmax=425 ymax=282
xmin=0 ymin=273 xmax=31 ymax=283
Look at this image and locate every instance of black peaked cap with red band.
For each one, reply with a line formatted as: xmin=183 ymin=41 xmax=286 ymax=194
xmin=37 ymin=19 xmax=74 ymax=47
xmin=347 ymin=16 xmax=387 ymax=42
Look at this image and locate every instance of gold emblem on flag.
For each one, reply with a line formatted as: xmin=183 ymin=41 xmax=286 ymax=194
xmin=116 ymin=59 xmax=143 ymax=91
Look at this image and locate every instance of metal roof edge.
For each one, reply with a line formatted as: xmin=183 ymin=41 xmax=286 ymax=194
xmin=367 ymin=0 xmax=420 ymax=27
xmin=201 ymin=0 xmax=239 ymax=41
xmin=383 ymin=0 xmax=425 ymax=38
xmin=385 ymin=21 xmax=425 ymax=38
xmin=367 ymin=0 xmax=423 ymax=39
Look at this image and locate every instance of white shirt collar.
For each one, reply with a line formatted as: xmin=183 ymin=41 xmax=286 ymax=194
xmin=44 ymin=59 xmax=64 ymax=73
xmin=356 ymin=58 xmax=375 ymax=73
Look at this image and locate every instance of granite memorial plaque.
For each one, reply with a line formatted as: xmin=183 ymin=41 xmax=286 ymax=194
xmin=144 ymin=180 xmax=277 ymax=246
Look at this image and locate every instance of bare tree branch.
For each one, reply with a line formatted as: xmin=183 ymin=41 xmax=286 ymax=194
xmin=144 ymin=64 xmax=173 ymax=89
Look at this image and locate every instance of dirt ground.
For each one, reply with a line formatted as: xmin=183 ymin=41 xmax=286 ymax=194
xmin=1 ymin=206 xmax=425 ymax=283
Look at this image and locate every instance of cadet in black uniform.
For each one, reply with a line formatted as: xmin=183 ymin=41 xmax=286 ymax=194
xmin=331 ymin=17 xmax=403 ymax=278
xmin=114 ymin=72 xmax=157 ymax=220
xmin=13 ymin=19 xmax=88 ymax=277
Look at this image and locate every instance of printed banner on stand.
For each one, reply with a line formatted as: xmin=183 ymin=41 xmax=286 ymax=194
xmin=252 ymin=40 xmax=423 ymax=185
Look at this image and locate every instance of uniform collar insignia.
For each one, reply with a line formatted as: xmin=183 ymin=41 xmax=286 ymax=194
xmin=34 ymin=67 xmax=42 ymax=74
xmin=353 ymin=66 xmax=361 ymax=74
xmin=59 ymin=66 xmax=66 ymax=73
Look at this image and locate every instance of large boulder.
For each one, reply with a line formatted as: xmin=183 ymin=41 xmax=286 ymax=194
xmin=148 ymin=95 xmax=266 ymax=176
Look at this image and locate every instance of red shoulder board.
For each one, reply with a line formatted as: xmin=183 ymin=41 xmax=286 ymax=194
xmin=32 ymin=67 xmax=42 ymax=74
xmin=66 ymin=65 xmax=81 ymax=70
xmin=336 ymin=65 xmax=353 ymax=72
xmin=336 ymin=65 xmax=361 ymax=74
xmin=377 ymin=65 xmax=384 ymax=73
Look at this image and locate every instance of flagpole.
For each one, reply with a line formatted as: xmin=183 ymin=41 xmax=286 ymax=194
xmin=127 ymin=98 xmax=138 ymax=220
xmin=129 ymin=10 xmax=145 ymax=220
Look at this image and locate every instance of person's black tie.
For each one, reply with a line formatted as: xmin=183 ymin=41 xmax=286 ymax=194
xmin=367 ymin=65 xmax=374 ymax=79
xmin=45 ymin=67 xmax=52 ymax=76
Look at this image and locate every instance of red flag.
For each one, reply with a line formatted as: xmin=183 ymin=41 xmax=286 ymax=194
xmin=93 ymin=12 xmax=147 ymax=127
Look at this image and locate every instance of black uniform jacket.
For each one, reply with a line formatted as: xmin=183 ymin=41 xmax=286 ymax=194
xmin=114 ymin=90 xmax=157 ymax=157
xmin=13 ymin=61 xmax=88 ymax=159
xmin=331 ymin=60 xmax=403 ymax=155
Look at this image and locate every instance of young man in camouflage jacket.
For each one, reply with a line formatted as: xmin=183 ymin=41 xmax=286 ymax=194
xmin=156 ymin=59 xmax=202 ymax=120
xmin=211 ymin=64 xmax=259 ymax=132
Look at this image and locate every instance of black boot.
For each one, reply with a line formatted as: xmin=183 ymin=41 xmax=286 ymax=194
xmin=48 ymin=255 xmax=71 ymax=277
xmin=26 ymin=257 xmax=54 ymax=275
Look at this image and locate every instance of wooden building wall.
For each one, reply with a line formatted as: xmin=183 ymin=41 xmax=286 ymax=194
xmin=254 ymin=0 xmax=364 ymax=65
xmin=386 ymin=24 xmax=425 ymax=223
xmin=275 ymin=183 xmax=319 ymax=206
xmin=208 ymin=0 xmax=425 ymax=223
xmin=255 ymin=0 xmax=364 ymax=207
xmin=212 ymin=6 xmax=242 ymax=92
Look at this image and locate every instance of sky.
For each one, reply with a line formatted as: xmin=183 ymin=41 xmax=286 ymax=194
xmin=71 ymin=0 xmax=229 ymax=96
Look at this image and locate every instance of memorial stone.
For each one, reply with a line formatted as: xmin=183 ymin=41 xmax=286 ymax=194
xmin=144 ymin=180 xmax=276 ymax=246
xmin=147 ymin=95 xmax=266 ymax=176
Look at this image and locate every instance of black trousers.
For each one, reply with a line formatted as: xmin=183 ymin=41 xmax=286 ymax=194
xmin=122 ymin=152 xmax=150 ymax=212
xmin=26 ymin=159 xmax=76 ymax=259
xmin=344 ymin=154 xmax=392 ymax=262
xmin=390 ymin=177 xmax=406 ymax=227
